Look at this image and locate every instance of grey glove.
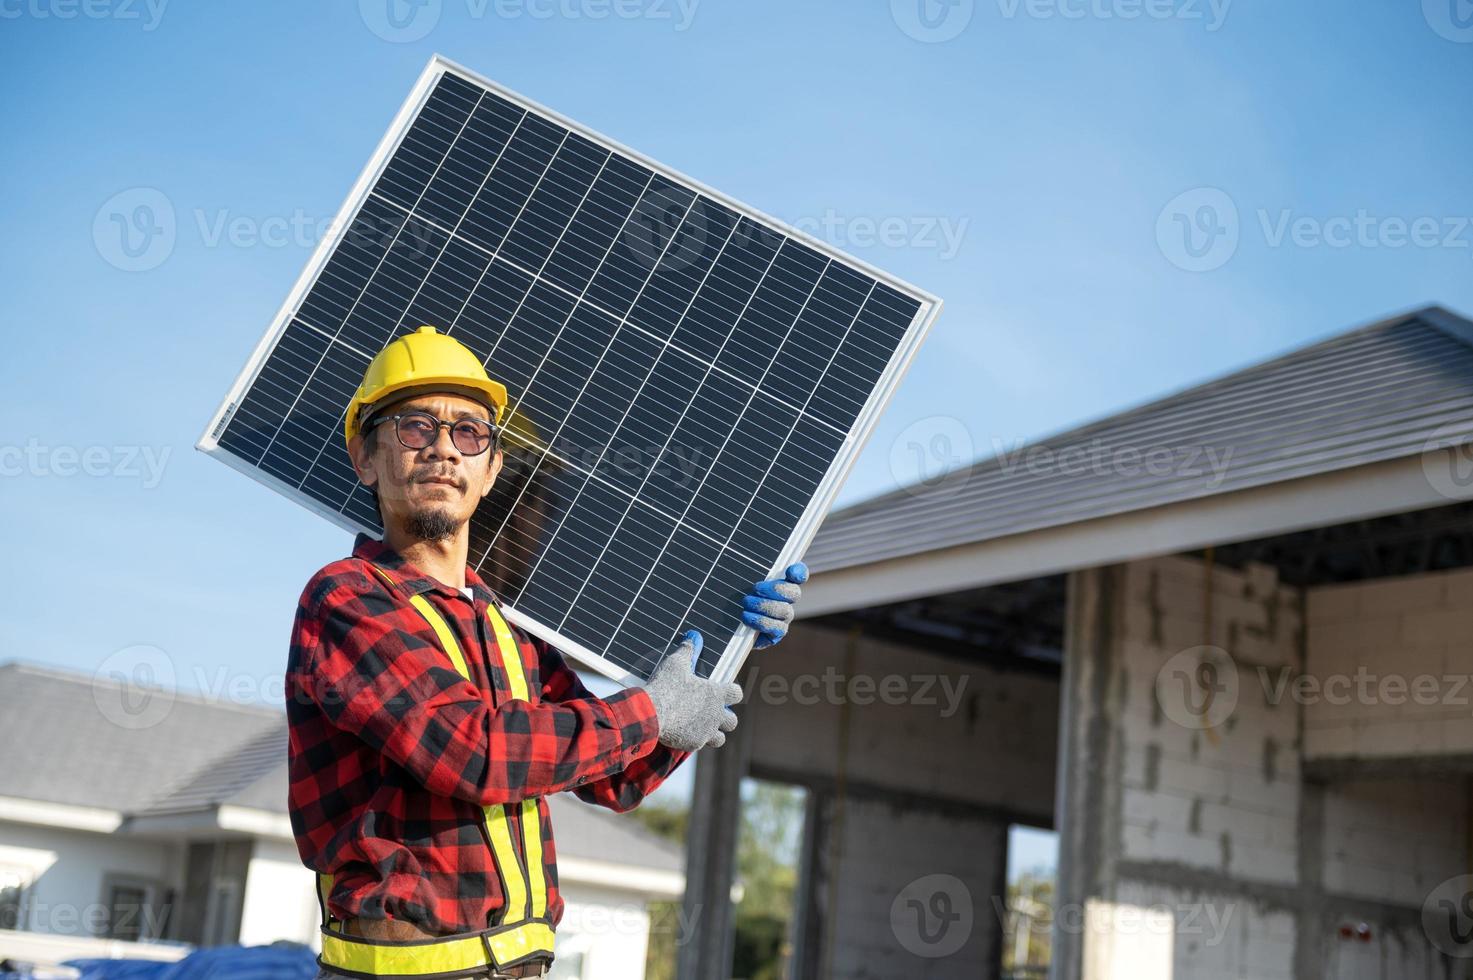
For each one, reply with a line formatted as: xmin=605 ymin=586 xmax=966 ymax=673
xmin=643 ymin=630 xmax=742 ymax=751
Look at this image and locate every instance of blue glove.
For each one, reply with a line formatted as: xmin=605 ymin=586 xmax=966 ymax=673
xmin=741 ymin=562 xmax=808 ymax=649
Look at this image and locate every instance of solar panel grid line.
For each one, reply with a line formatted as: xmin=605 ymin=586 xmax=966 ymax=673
xmin=470 ymin=171 xmax=664 ymax=567
xmin=257 ymin=90 xmax=490 ymax=475
xmin=723 ymin=282 xmax=879 ymax=546
xmin=199 ymin=56 xmax=940 ymax=685
xmin=482 ymin=246 xmax=716 ymax=598
xmin=663 ymin=282 xmax=873 ymax=680
xmin=507 ymin=239 xmax=805 ymax=654
xmin=402 ymin=107 xmax=533 ymax=304
xmin=366 ymin=188 xmax=853 ymax=437
xmin=494 ymin=193 xmax=710 ymax=545
xmin=543 ymin=218 xmax=757 ymax=641
xmin=491 ymin=176 xmax=676 ymax=439
xmin=532 ymin=218 xmax=794 ymax=582
xmin=603 ymin=262 xmax=860 ymax=667
xmin=304 ymin=119 xmax=575 ymax=499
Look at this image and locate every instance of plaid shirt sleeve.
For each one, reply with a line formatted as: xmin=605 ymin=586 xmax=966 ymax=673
xmin=299 ymin=566 xmax=663 ymax=806
xmin=532 ymin=636 xmax=692 ymax=813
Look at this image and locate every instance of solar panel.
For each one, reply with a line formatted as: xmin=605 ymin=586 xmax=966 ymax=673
xmin=198 ymin=55 xmax=941 ymax=685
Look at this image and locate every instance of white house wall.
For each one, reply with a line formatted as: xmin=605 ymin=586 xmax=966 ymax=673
xmin=0 ymin=820 xmax=174 ymax=938
xmin=238 ymin=837 xmax=319 ymax=950
xmin=557 ymin=881 xmax=655 ymax=980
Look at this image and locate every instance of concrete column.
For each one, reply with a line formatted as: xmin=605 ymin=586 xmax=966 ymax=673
xmin=677 ymin=697 xmax=751 ymax=980
xmin=1051 ymin=566 xmax=1123 ymax=980
xmin=788 ymin=789 xmax=830 ymax=980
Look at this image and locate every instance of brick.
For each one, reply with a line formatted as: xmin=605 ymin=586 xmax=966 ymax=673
xmin=1402 ymin=607 xmax=1473 ymax=647
xmin=1226 ymin=842 xmax=1298 ymax=886
xmin=1304 ymin=721 xmax=1354 ymax=758
xmin=1443 ymin=716 xmax=1473 ymax=752
xmin=1245 ymin=561 xmax=1280 ymax=599
xmin=1363 ymin=573 xmax=1449 ymax=613
xmin=1307 ymin=581 xmax=1362 ymax=625
xmin=1443 ymin=568 xmax=1473 ymax=608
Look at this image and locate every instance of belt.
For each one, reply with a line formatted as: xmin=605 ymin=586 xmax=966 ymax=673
xmin=319 ymin=954 xmax=549 ymax=980
xmin=339 ymin=916 xmax=552 ymax=977
xmin=490 ymin=961 xmax=550 ymax=978
xmin=320 ymin=912 xmax=556 ymax=979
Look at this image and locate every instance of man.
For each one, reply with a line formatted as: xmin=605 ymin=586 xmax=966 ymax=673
xmin=286 ymin=326 xmax=807 ymax=979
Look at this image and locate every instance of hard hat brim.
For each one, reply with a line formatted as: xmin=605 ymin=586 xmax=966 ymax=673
xmin=345 ymin=376 xmax=509 ymax=444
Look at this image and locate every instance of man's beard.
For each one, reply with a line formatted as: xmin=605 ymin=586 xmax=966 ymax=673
xmin=401 ymin=507 xmax=463 ymax=541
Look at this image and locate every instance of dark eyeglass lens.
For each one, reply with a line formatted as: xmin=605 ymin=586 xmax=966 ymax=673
xmin=450 ymin=420 xmax=493 ymax=454
xmin=396 ymin=415 xmax=438 ymax=448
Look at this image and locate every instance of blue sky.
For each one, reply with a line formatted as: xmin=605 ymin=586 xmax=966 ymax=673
xmin=1 ymin=0 xmax=1470 ymax=821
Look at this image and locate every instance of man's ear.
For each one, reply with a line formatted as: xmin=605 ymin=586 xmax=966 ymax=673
xmin=481 ymin=449 xmax=503 ymax=499
xmin=348 ymin=433 xmax=379 ymax=489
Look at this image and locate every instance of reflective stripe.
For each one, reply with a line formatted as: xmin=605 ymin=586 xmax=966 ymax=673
xmin=482 ymin=603 xmax=548 ymax=921
xmin=312 ymin=564 xmax=554 ymax=976
xmin=319 ymin=920 xmax=556 ymax=978
xmin=519 ymin=797 xmax=547 ymax=920
xmin=317 ymin=871 xmax=336 ymax=924
xmin=408 ymin=594 xmax=470 ymax=680
xmin=483 ymin=604 xmax=529 ymax=700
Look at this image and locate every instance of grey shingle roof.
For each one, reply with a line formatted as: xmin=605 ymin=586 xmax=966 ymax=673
xmin=136 ymin=723 xmax=288 ymax=817
xmin=0 ymin=660 xmax=283 ymax=813
xmin=807 ymin=305 xmax=1473 ymax=573
xmin=544 ymin=794 xmax=684 ymax=873
xmin=1 ymin=661 xmax=683 ymax=871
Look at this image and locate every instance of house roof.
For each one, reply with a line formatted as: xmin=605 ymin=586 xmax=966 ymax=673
xmin=0 ymin=660 xmax=283 ymax=814
xmin=136 ymin=723 xmax=289 ymax=817
xmin=807 ymin=305 xmax=1473 ymax=574
xmin=0 ymin=660 xmax=683 ymax=873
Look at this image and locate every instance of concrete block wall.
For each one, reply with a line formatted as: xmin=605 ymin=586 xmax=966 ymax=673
xmin=1103 ymin=881 xmax=1297 ymax=980
xmin=740 ymin=624 xmax=1058 ymax=979
xmin=1321 ymin=779 xmax=1467 ymax=906
xmin=1056 ymin=557 xmax=1471 ymax=980
xmin=820 ymin=796 xmax=1004 ymax=980
xmin=1305 ymin=567 xmax=1473 ymax=760
xmin=743 ymin=625 xmax=1059 ymax=824
xmin=1115 ymin=555 xmax=1302 ymax=890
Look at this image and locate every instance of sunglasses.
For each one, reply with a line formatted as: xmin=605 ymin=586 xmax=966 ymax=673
xmin=368 ymin=411 xmax=501 ymax=457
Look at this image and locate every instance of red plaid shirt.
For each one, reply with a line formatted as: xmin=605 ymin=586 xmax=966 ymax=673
xmin=285 ymin=533 xmax=689 ymax=934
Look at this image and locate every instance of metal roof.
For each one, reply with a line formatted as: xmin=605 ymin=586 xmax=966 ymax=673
xmin=807 ymin=306 xmax=1473 ymax=573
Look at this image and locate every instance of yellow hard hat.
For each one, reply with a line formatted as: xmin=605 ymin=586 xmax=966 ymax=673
xmin=344 ymin=326 xmax=509 ymax=447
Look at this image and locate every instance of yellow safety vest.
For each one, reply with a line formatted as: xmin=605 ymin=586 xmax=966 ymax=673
xmin=314 ymin=565 xmax=555 ymax=978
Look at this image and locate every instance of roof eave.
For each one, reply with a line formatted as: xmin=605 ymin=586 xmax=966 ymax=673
xmin=800 ymin=449 xmax=1473 ymax=616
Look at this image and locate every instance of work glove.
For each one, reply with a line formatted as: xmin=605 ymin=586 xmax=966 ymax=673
xmin=643 ymin=631 xmax=743 ymax=751
xmin=742 ymin=562 xmax=808 ymax=649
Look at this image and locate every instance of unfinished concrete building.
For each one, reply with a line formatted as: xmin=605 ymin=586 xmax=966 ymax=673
xmin=680 ymin=306 xmax=1473 ymax=979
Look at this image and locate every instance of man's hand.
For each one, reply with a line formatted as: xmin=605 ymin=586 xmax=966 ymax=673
xmin=742 ymin=562 xmax=808 ymax=649
xmin=643 ymin=631 xmax=742 ymax=751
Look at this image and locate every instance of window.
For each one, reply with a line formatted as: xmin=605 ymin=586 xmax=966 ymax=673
xmin=102 ymin=875 xmax=161 ymax=942
xmin=0 ymin=866 xmax=34 ymax=931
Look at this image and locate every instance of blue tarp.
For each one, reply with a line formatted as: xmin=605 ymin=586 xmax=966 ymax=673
xmin=1 ymin=944 xmax=318 ymax=980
